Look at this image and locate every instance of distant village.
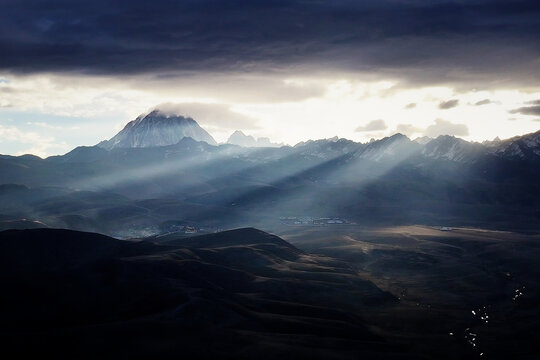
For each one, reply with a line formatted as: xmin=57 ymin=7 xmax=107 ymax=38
xmin=159 ymin=221 xmax=222 ymax=235
xmin=279 ymin=216 xmax=353 ymax=226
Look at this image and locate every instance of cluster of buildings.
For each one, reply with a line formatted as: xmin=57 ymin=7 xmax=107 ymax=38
xmin=279 ymin=216 xmax=350 ymax=226
xmin=160 ymin=222 xmax=221 ymax=235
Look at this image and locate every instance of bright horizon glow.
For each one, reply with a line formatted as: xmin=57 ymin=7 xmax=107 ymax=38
xmin=0 ymin=72 xmax=539 ymax=157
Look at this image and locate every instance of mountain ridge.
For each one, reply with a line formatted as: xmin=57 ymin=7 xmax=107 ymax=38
xmin=98 ymin=109 xmax=217 ymax=149
xmin=1 ymin=127 xmax=539 ymax=236
xmin=227 ymin=130 xmax=282 ymax=148
xmin=92 ymin=127 xmax=540 ymax=165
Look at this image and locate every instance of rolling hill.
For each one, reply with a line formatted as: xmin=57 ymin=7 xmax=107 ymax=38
xmin=0 ymin=227 xmax=398 ymax=359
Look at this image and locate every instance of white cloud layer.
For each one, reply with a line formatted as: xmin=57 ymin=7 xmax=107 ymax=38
xmin=0 ymin=123 xmax=69 ymax=157
xmin=1 ymin=71 xmax=539 ymax=156
xmin=424 ymin=119 xmax=469 ymax=138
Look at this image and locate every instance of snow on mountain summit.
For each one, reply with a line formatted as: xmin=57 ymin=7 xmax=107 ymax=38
xmin=421 ymin=135 xmax=485 ymax=162
xmin=491 ymin=129 xmax=540 ymax=159
xmin=356 ymin=133 xmax=419 ymax=162
xmin=98 ymin=110 xmax=217 ymax=149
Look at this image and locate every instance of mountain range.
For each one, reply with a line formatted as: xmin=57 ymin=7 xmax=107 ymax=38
xmin=1 ymin=110 xmax=539 ymax=237
xmin=2 ymin=111 xmax=540 ymax=359
xmin=94 ymin=109 xmax=540 ymax=161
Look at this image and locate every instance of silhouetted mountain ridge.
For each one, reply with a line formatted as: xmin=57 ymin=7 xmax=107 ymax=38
xmin=1 ymin=129 xmax=540 ymax=235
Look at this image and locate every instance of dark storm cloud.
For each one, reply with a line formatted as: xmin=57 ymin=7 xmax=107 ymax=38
xmin=509 ymin=105 xmax=540 ymax=116
xmin=475 ymin=99 xmax=492 ymax=106
xmin=0 ymin=0 xmax=539 ymax=86
xmin=439 ymin=99 xmax=459 ymax=109
xmin=404 ymin=103 xmax=416 ymax=109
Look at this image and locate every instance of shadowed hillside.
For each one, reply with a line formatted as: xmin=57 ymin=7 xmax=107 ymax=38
xmin=0 ymin=227 xmax=401 ymax=360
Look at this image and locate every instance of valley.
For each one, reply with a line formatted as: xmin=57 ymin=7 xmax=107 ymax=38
xmin=1 ymin=111 xmax=539 ymax=359
xmin=278 ymin=225 xmax=540 ymax=359
xmin=1 ymin=226 xmax=539 ymax=359
xmin=2 ymin=1 xmax=540 ymax=358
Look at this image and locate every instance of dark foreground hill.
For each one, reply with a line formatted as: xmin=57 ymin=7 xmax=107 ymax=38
xmin=0 ymin=228 xmax=401 ymax=360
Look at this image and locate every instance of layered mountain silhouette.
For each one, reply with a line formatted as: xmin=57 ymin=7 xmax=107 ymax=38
xmin=0 ymin=110 xmax=539 ymax=235
xmin=2 ymin=111 xmax=540 ymax=359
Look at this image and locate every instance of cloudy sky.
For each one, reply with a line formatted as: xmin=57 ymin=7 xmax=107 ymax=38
xmin=1 ymin=0 xmax=539 ymax=156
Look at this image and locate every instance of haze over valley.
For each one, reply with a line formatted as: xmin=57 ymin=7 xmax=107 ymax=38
xmin=2 ymin=109 xmax=539 ymax=237
xmin=1 ymin=107 xmax=539 ymax=358
xmin=1 ymin=1 xmax=540 ymax=359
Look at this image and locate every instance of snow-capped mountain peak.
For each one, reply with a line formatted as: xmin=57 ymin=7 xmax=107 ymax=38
xmin=492 ymin=130 xmax=540 ymax=159
xmin=98 ymin=109 xmax=217 ymax=149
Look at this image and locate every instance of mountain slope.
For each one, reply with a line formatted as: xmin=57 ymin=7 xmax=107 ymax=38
xmin=489 ymin=129 xmax=540 ymax=160
xmin=0 ymin=227 xmax=396 ymax=359
xmin=421 ymin=135 xmax=486 ymax=162
xmin=355 ymin=133 xmax=420 ymax=162
xmin=98 ymin=110 xmax=217 ymax=149
xmin=0 ymin=130 xmax=540 ymax=234
xmin=227 ymin=130 xmax=282 ymax=148
xmin=227 ymin=130 xmax=258 ymax=147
